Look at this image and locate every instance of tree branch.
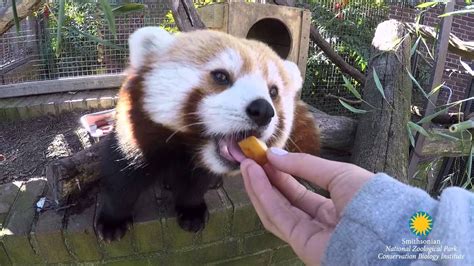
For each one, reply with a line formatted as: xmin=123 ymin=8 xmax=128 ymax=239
xmin=273 ymin=0 xmax=367 ymax=84
xmin=0 ymin=0 xmax=43 ymax=35
xmin=169 ymin=0 xmax=206 ymax=32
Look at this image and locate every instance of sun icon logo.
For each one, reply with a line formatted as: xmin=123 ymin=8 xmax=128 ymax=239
xmin=409 ymin=211 xmax=433 ymax=236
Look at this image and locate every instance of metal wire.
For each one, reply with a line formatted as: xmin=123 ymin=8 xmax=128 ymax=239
xmin=1 ymin=0 xmax=172 ymax=85
xmin=1 ymin=0 xmax=396 ymax=118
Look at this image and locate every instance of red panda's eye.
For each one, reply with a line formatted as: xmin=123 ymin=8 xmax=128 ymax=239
xmin=211 ymin=70 xmax=230 ymax=85
xmin=270 ymin=85 xmax=279 ymax=99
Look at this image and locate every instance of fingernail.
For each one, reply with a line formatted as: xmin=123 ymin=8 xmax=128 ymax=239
xmin=270 ymin=147 xmax=288 ymax=156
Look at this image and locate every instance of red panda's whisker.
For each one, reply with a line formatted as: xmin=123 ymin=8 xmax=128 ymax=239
xmin=165 ymin=122 xmax=207 ymax=143
xmin=274 ymin=127 xmax=302 ymax=153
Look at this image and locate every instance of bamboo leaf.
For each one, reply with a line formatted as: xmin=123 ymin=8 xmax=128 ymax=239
xmin=417 ymin=1 xmax=440 ymax=8
xmin=417 ymin=106 xmax=450 ymax=124
xmin=420 ymin=37 xmax=434 ymax=60
xmin=408 ymin=121 xmax=430 ymax=138
xmin=416 ymin=97 xmax=474 ymax=124
xmin=439 ymin=6 xmax=474 ymax=17
xmin=406 ymin=67 xmax=428 ymax=98
xmin=342 ymin=76 xmax=361 ymax=99
xmin=112 ymin=3 xmax=146 ymax=14
xmin=100 ymin=0 xmax=117 ymax=39
xmin=65 ymin=26 xmax=126 ymax=51
xmin=372 ymin=68 xmax=386 ymax=100
xmin=427 ymin=83 xmax=445 ymax=98
xmin=460 ymin=60 xmax=474 ymax=76
xmin=55 ymin=0 xmax=66 ymax=57
xmin=410 ymin=36 xmax=421 ymax=56
xmin=338 ymin=99 xmax=368 ymax=114
xmin=433 ymin=131 xmax=460 ymax=141
xmin=407 ymin=125 xmax=416 ymax=147
xmin=462 ymin=146 xmax=473 ymax=189
xmin=12 ymin=0 xmax=20 ymax=33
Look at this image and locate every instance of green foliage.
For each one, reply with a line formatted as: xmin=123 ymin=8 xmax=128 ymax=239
xmin=112 ymin=3 xmax=145 ymax=14
xmin=342 ymin=75 xmax=361 ymax=99
xmin=372 ymin=68 xmax=386 ymax=101
xmin=160 ymin=0 xmax=220 ymax=32
xmin=302 ymin=0 xmax=388 ymax=72
xmin=49 ymin=1 xmax=101 ymax=58
xmin=99 ymin=0 xmax=117 ymax=39
xmin=301 ymin=0 xmax=389 ymax=117
xmin=12 ymin=0 xmax=20 ymax=33
xmin=55 ymin=0 xmax=66 ymax=57
xmin=338 ymin=99 xmax=368 ymax=114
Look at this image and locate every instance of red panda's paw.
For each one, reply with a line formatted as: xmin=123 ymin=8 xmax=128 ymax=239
xmin=95 ymin=213 xmax=133 ymax=242
xmin=176 ymin=202 xmax=209 ymax=232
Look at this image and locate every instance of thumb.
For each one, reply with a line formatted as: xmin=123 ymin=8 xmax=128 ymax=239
xmin=266 ymin=147 xmax=372 ymax=193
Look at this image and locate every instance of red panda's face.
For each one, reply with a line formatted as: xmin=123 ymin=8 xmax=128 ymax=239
xmin=128 ymin=27 xmax=303 ymax=175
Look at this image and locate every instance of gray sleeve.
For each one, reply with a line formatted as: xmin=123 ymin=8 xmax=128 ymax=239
xmin=322 ymin=173 xmax=474 ymax=266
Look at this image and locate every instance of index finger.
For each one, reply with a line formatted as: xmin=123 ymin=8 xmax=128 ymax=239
xmin=266 ymin=148 xmax=373 ymax=192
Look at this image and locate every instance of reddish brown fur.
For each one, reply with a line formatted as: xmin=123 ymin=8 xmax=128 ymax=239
xmin=286 ymin=101 xmax=321 ymax=156
xmin=116 ymin=29 xmax=320 ymax=162
xmin=115 ymin=73 xmax=203 ymax=161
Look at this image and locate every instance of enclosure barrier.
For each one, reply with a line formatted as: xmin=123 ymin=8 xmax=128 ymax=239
xmin=0 ymin=175 xmax=301 ymax=264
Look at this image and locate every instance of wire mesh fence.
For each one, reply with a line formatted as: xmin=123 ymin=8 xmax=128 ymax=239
xmin=0 ymin=0 xmax=172 ymax=85
xmin=1 ymin=0 xmax=458 ymax=118
xmin=300 ymin=0 xmax=390 ymax=117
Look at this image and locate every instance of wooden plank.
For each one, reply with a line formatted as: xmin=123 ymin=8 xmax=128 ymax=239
xmin=84 ymin=91 xmax=102 ymax=110
xmin=0 ymin=74 xmax=125 ymax=99
xmin=98 ymin=89 xmax=117 ymax=109
xmin=53 ymin=92 xmax=73 ymax=114
xmin=68 ymin=91 xmax=89 ymax=111
xmin=298 ymin=9 xmax=311 ymax=81
xmin=26 ymin=95 xmax=48 ymax=118
xmin=15 ymin=97 xmax=35 ymax=120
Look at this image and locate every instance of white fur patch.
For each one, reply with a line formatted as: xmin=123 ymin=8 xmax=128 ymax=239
xmin=267 ymin=61 xmax=283 ymax=88
xmin=198 ymin=73 xmax=277 ymax=141
xmin=128 ymin=27 xmax=175 ymax=69
xmin=283 ymin=60 xmax=303 ymax=91
xmin=205 ymin=48 xmax=243 ymax=75
xmin=143 ymin=62 xmax=202 ymax=130
xmin=200 ymin=142 xmax=229 ymax=174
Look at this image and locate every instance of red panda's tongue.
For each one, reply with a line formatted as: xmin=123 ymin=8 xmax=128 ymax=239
xmin=228 ymin=139 xmax=246 ymax=163
xmin=218 ymin=136 xmax=246 ymax=163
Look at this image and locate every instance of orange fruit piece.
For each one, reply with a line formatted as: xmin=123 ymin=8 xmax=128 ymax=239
xmin=238 ymin=136 xmax=268 ymax=166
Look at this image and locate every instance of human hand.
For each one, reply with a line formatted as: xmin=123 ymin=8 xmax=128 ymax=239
xmin=240 ymin=148 xmax=375 ymax=265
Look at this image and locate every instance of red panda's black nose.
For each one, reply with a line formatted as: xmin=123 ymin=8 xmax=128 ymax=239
xmin=246 ymin=99 xmax=275 ymax=127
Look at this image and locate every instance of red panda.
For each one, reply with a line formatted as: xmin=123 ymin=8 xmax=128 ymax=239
xmin=95 ymin=27 xmax=320 ymax=241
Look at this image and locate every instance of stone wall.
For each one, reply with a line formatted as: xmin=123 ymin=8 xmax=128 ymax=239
xmin=0 ymin=167 xmax=300 ymax=265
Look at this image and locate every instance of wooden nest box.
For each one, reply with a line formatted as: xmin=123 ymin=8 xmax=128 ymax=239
xmin=198 ymin=2 xmax=312 ymax=78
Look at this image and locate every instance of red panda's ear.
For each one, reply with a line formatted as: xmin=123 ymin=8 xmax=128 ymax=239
xmin=128 ymin=27 xmax=175 ymax=69
xmin=283 ymin=60 xmax=303 ymax=92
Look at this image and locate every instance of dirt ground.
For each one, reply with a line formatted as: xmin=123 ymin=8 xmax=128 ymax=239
xmin=0 ymin=111 xmax=95 ymax=184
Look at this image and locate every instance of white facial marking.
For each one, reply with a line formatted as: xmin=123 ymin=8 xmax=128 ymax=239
xmin=283 ymin=60 xmax=303 ymax=91
xmin=143 ymin=62 xmax=202 ymax=131
xmin=205 ymin=48 xmax=243 ymax=75
xmin=199 ymin=73 xmax=277 ymax=141
xmin=267 ymin=61 xmax=284 ymax=88
xmin=128 ymin=27 xmax=175 ymax=69
xmin=200 ymin=142 xmax=228 ymax=174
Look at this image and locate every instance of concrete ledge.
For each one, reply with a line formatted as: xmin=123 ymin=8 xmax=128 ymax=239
xmin=0 ymin=89 xmax=118 ymax=121
xmin=0 ymin=175 xmax=299 ymax=264
xmin=0 ymin=74 xmax=125 ymax=99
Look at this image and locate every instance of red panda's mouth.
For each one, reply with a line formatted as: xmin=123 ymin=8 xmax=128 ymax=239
xmin=215 ymin=131 xmax=259 ymax=164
